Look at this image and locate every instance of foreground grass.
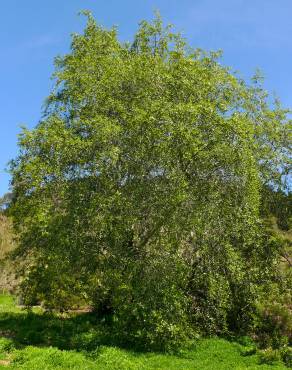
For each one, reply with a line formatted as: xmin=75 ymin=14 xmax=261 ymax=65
xmin=0 ymin=295 xmax=288 ymax=369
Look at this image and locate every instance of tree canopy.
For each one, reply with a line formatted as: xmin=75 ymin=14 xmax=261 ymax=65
xmin=9 ymin=13 xmax=291 ymax=349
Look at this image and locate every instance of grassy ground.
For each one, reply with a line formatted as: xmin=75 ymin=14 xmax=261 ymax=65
xmin=0 ymin=295 xmax=288 ymax=369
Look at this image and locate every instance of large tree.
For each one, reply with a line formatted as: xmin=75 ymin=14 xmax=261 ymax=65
xmin=10 ymin=13 xmax=291 ymax=349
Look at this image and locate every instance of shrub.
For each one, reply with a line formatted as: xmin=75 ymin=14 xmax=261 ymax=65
xmin=253 ymin=288 xmax=292 ymax=349
xmin=281 ymin=347 xmax=292 ymax=368
xmin=258 ymin=348 xmax=282 ymax=365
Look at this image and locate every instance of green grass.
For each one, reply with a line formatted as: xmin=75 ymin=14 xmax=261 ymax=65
xmin=0 ymin=294 xmax=288 ymax=369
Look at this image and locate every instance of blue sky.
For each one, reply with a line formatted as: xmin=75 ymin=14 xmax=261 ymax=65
xmin=1 ymin=0 xmax=292 ymax=196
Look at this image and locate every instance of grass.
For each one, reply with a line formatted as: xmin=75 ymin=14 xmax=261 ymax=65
xmin=0 ymin=294 xmax=288 ymax=369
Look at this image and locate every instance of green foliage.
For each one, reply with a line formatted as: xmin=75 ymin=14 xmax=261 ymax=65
xmin=253 ymin=288 xmax=292 ymax=350
xmin=0 ymin=337 xmax=15 ymax=353
xmin=9 ymin=13 xmax=291 ymax=349
xmin=259 ymin=348 xmax=283 ymax=366
xmin=261 ymin=187 xmax=292 ymax=232
xmin=253 ymin=187 xmax=292 ymax=355
xmin=0 ymin=296 xmax=288 ymax=369
xmin=20 ymin=259 xmax=87 ymax=310
xmin=260 ymin=187 xmax=292 ymax=274
xmin=258 ymin=346 xmax=292 ymax=368
xmin=280 ymin=347 xmax=292 ymax=368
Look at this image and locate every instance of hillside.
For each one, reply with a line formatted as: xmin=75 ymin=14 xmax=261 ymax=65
xmin=0 ymin=215 xmax=16 ymax=293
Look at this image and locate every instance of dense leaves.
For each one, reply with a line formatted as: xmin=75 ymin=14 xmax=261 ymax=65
xmin=10 ymin=13 xmax=291 ymax=349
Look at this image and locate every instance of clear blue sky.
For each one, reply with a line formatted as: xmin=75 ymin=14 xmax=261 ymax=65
xmin=1 ymin=0 xmax=292 ymax=196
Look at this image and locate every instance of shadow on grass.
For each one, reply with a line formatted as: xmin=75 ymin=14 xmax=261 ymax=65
xmin=1 ymin=303 xmax=288 ymax=369
xmin=0 ymin=309 xmax=135 ymax=355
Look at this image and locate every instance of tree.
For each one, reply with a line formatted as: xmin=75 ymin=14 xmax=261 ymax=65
xmin=10 ymin=13 xmax=291 ymax=349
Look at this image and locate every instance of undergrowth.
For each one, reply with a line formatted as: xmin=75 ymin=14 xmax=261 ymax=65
xmin=0 ymin=295 xmax=289 ymax=369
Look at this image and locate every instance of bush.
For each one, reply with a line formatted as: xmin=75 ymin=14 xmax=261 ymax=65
xmin=281 ymin=347 xmax=292 ymax=368
xmin=258 ymin=348 xmax=282 ymax=365
xmin=0 ymin=337 xmax=15 ymax=353
xmin=253 ymin=288 xmax=292 ymax=349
